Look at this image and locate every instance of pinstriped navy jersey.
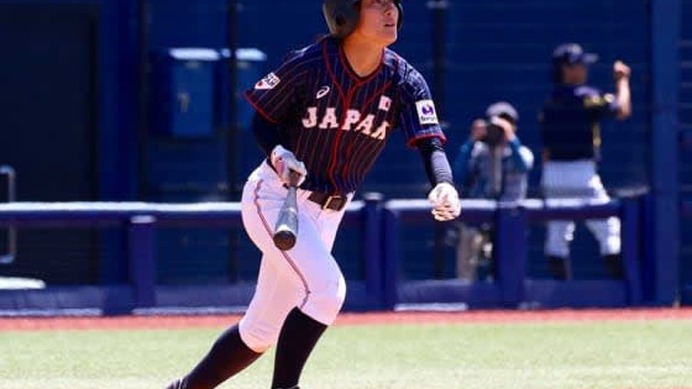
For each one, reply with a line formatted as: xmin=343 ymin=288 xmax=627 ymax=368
xmin=245 ymin=36 xmax=446 ymax=195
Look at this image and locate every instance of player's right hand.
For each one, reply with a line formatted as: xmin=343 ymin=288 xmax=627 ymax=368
xmin=270 ymin=145 xmax=307 ymax=187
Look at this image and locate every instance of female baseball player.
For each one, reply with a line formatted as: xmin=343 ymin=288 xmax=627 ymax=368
xmin=165 ymin=1 xmax=460 ymax=388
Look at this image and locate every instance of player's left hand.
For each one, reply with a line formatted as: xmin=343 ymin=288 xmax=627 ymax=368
xmin=427 ymin=182 xmax=461 ymax=222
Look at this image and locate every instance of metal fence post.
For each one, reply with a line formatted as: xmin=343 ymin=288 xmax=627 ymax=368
xmin=129 ymin=215 xmax=157 ymax=308
xmin=620 ymin=197 xmax=642 ymax=305
xmin=382 ymin=207 xmax=401 ymax=310
xmin=428 ymin=0 xmax=449 ymax=279
xmin=494 ymin=203 xmax=527 ymax=307
xmin=641 ymin=194 xmax=657 ymax=303
xmin=0 ymin=165 xmax=16 ymax=265
xmin=362 ymin=193 xmax=384 ymax=309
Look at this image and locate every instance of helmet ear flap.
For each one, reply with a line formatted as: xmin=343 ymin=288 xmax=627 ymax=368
xmin=324 ymin=0 xmax=403 ymax=38
xmin=323 ymin=0 xmax=360 ymax=38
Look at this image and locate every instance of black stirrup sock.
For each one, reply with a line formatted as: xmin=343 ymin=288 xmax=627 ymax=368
xmin=180 ymin=324 xmax=262 ymax=389
xmin=271 ymin=308 xmax=328 ymax=389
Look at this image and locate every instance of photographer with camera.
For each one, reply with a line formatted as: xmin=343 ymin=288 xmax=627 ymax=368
xmin=452 ymin=102 xmax=534 ymax=282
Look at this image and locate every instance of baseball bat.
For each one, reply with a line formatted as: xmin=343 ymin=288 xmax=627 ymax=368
xmin=273 ymin=170 xmax=302 ymax=251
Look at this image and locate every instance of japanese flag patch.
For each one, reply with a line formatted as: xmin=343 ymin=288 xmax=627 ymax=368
xmin=254 ymin=72 xmax=281 ymax=90
xmin=415 ymin=100 xmax=439 ymax=125
xmin=378 ymin=95 xmax=392 ymax=112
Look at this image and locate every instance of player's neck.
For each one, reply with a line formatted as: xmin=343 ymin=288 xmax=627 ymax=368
xmin=341 ymin=37 xmax=384 ymax=78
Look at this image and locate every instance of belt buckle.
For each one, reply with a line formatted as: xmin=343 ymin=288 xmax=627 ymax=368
xmin=322 ymin=195 xmax=343 ymax=211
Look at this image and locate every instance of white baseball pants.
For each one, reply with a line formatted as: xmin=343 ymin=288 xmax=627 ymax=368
xmin=542 ymin=160 xmax=621 ymax=258
xmin=237 ymin=161 xmax=349 ymax=353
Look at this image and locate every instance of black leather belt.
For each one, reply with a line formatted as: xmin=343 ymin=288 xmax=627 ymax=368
xmin=307 ymin=191 xmax=348 ymax=211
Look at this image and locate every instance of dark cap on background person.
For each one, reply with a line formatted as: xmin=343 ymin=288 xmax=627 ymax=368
xmin=551 ymin=43 xmax=599 ymax=66
xmin=486 ymin=101 xmax=519 ymax=124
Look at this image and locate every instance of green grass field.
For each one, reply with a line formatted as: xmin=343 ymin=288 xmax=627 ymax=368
xmin=1 ymin=319 xmax=691 ymax=389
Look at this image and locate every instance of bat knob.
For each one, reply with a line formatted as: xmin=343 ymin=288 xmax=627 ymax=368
xmin=273 ymin=230 xmax=296 ymax=251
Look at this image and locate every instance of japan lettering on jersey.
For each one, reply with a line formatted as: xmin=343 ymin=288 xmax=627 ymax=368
xmin=245 ymin=37 xmax=446 ymax=194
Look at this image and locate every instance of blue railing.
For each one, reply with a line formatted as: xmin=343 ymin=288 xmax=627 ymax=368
xmin=0 ymin=196 xmax=660 ymax=314
xmin=383 ymin=198 xmax=643 ymax=309
xmin=0 ymin=200 xmax=377 ymax=310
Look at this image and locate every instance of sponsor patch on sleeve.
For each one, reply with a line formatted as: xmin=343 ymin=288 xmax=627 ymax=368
xmin=254 ymin=72 xmax=281 ymax=90
xmin=415 ymin=100 xmax=439 ymax=125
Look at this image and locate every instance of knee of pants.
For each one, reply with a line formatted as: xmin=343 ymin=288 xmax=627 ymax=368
xmin=601 ymin=234 xmax=621 ymax=256
xmin=602 ymin=237 xmax=621 ymax=256
xmin=238 ymin=316 xmax=281 ymax=353
xmin=590 ymin=217 xmax=621 ymax=255
xmin=301 ymin=273 xmax=347 ymax=326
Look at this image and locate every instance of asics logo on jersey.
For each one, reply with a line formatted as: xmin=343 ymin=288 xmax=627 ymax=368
xmin=316 ymin=86 xmax=331 ymax=100
xmin=302 ymin=106 xmax=390 ymax=140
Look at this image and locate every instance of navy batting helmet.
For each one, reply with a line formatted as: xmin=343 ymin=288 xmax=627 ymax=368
xmin=323 ymin=0 xmax=404 ymax=39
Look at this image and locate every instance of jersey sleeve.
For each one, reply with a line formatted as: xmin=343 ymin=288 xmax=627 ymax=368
xmin=244 ymin=51 xmax=307 ymax=124
xmin=397 ymin=68 xmax=447 ymax=148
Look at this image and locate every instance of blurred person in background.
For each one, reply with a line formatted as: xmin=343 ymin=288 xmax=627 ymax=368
xmin=453 ymin=102 xmax=534 ymax=282
xmin=540 ymin=43 xmax=631 ymax=280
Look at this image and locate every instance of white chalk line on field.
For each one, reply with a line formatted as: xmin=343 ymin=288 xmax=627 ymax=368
xmin=452 ymin=365 xmax=691 ymax=375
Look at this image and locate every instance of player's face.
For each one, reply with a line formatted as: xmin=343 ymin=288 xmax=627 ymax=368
xmin=562 ymin=63 xmax=588 ymax=85
xmin=355 ymin=0 xmax=399 ymax=46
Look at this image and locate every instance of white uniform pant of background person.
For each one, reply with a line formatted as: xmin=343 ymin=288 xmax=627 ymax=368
xmin=238 ymin=161 xmax=349 ymax=353
xmin=542 ymin=160 xmax=621 ymax=258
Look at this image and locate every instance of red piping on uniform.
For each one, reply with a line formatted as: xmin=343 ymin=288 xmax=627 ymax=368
xmin=340 ymin=80 xmax=392 ymax=187
xmin=323 ymin=41 xmax=347 ymax=107
xmin=361 ymin=81 xmax=393 ymax=111
xmin=406 ymin=133 xmax=448 ymax=149
xmin=340 ymin=55 xmax=398 ymax=189
xmin=253 ymin=179 xmax=310 ymax=309
xmin=244 ymin=91 xmax=279 ymax=124
xmin=324 ymin=40 xmax=363 ymax=193
xmin=339 ymin=44 xmax=384 ymax=84
xmin=323 ymin=40 xmax=389 ymax=193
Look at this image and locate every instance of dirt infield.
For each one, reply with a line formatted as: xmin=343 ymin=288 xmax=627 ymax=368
xmin=1 ymin=308 xmax=691 ymax=331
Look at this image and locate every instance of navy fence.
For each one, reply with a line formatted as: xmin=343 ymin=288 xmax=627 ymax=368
xmin=0 ymin=196 xmax=665 ymax=316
